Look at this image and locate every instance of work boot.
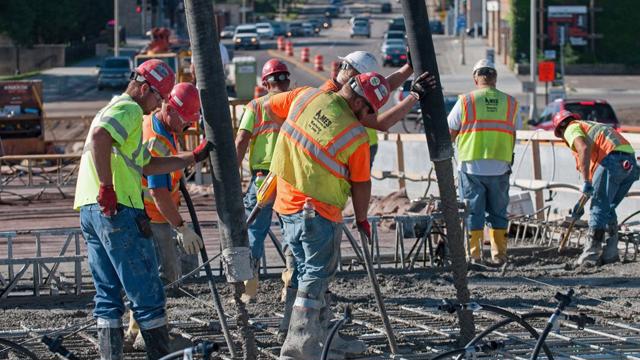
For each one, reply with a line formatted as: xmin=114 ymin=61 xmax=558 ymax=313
xmin=319 ymin=293 xmax=367 ymax=356
xmin=97 ymin=327 xmax=124 ymax=360
xmin=139 ymin=325 xmax=172 ymax=360
xmin=277 ymin=287 xmax=297 ymax=343
xmin=242 ymin=260 xmax=260 ymax=303
xmin=488 ymin=228 xmax=508 ymax=266
xmin=279 ymin=298 xmax=326 ymax=360
xmin=576 ymin=228 xmax=604 ymax=267
xmin=467 ymin=230 xmax=483 ymax=261
xmin=601 ymin=222 xmax=620 ymax=265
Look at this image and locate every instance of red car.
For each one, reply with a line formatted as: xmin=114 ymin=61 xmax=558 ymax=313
xmin=529 ymin=99 xmax=620 ymax=131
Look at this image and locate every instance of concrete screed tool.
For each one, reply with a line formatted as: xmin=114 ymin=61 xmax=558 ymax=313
xmin=558 ymin=194 xmax=589 ymax=254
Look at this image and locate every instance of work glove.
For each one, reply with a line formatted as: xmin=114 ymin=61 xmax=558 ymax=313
xmin=356 ymin=219 xmax=371 ymax=239
xmin=581 ymin=181 xmax=594 ymax=198
xmin=97 ymin=184 xmax=118 ymax=217
xmin=409 ymin=71 xmax=437 ymax=101
xmin=176 ymin=223 xmax=204 ymax=255
xmin=192 ymin=140 xmax=213 ymax=163
xmin=571 ymin=201 xmax=585 ymax=220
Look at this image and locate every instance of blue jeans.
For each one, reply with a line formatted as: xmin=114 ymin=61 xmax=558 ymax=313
xmin=589 ymin=152 xmax=639 ymax=229
xmin=80 ymin=204 xmax=166 ymax=330
xmin=281 ymin=212 xmax=341 ymax=300
xmin=459 ymin=171 xmax=510 ymax=230
xmin=244 ymin=175 xmax=274 ymax=262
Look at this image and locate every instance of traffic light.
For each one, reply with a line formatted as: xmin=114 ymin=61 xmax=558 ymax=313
xmin=136 ymin=0 xmax=142 ymax=13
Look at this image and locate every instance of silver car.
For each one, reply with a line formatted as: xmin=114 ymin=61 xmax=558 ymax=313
xmin=351 ymin=20 xmax=370 ymax=38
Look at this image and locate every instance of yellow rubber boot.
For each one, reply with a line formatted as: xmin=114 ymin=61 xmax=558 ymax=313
xmin=241 ymin=276 xmax=259 ymax=304
xmin=489 ymin=228 xmax=508 ymax=264
xmin=468 ymin=230 xmax=483 ymax=261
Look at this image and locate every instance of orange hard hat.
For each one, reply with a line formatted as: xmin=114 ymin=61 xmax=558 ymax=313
xmin=349 ymin=72 xmax=390 ymax=112
xmin=552 ymin=110 xmax=579 ymax=137
xmin=134 ymin=59 xmax=175 ymax=100
xmin=261 ymin=59 xmax=290 ymax=82
xmin=167 ymin=82 xmax=201 ymax=123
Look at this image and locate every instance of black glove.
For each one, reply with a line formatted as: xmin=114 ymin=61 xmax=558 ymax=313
xmin=192 ymin=140 xmax=213 ymax=163
xmin=409 ymin=71 xmax=438 ymax=100
xmin=571 ymin=201 xmax=585 ymax=220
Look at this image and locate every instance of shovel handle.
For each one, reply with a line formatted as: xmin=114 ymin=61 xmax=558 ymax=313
xmin=558 ymin=195 xmax=588 ymax=253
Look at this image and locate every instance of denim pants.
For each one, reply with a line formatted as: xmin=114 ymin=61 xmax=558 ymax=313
xmin=80 ymin=204 xmax=166 ymax=330
xmin=281 ymin=212 xmax=341 ymax=300
xmin=244 ymin=175 xmax=274 ymax=262
xmin=589 ymin=152 xmax=640 ymax=229
xmin=459 ymin=171 xmax=510 ymax=231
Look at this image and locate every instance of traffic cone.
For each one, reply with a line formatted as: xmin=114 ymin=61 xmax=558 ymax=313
xmin=314 ymin=54 xmax=324 ymax=72
xmin=300 ymin=47 xmax=310 ymax=63
xmin=277 ymin=36 xmax=285 ymax=51
xmin=330 ymin=60 xmax=339 ymax=79
xmin=285 ymin=41 xmax=294 ymax=57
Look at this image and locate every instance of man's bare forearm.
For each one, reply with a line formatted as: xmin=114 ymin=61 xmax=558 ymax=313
xmin=144 ymin=153 xmax=194 ymax=176
xmin=91 ymin=128 xmax=115 ymax=185
xmin=351 ymin=180 xmax=371 ymax=222
xmin=235 ymin=130 xmax=252 ymax=167
xmin=386 ymin=64 xmax=413 ymax=90
xmin=150 ymin=187 xmax=183 ymax=227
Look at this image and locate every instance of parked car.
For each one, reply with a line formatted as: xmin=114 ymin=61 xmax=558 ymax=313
xmin=351 ymin=19 xmax=371 ymax=38
xmin=384 ymin=30 xmax=405 ymax=41
xmin=97 ymin=56 xmax=133 ymax=90
xmin=430 ymin=20 xmax=444 ymax=35
xmin=256 ymin=22 xmax=275 ymax=39
xmin=233 ymin=24 xmax=260 ymax=50
xmin=349 ymin=16 xmax=369 ymax=26
xmin=381 ymin=38 xmax=405 ymax=53
xmin=302 ymin=22 xmax=317 ymax=37
xmin=529 ymin=99 xmax=620 ymax=131
xmin=381 ymin=3 xmax=392 ymax=13
xmin=271 ymin=21 xmax=287 ymax=36
xmin=220 ymin=25 xmax=235 ymax=39
xmin=388 ymin=17 xmax=406 ymax=32
xmin=306 ymin=18 xmax=325 ymax=33
xmin=382 ymin=44 xmax=407 ymax=67
xmin=286 ymin=22 xmax=305 ymax=37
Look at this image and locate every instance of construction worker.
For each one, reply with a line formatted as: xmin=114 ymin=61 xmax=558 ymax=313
xmin=320 ymin=51 xmax=435 ymax=165
xmin=73 ymin=59 xmax=211 ymax=360
xmin=448 ymin=59 xmax=520 ymax=266
xmin=264 ymin=72 xmax=428 ymax=360
xmin=234 ymin=59 xmax=291 ymax=303
xmin=553 ymin=111 xmax=639 ymax=266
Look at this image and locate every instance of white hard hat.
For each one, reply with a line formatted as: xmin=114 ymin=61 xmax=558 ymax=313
xmin=339 ymin=51 xmax=381 ymax=74
xmin=472 ymin=59 xmax=496 ymax=74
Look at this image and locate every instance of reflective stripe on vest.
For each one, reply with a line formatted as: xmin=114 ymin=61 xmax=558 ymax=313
xmin=270 ymin=88 xmax=369 ymax=209
xmin=457 ymin=88 xmax=517 ymax=163
xmin=573 ymin=120 xmax=630 ymax=179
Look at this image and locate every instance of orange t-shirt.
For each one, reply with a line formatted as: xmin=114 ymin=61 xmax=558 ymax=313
xmin=320 ymin=79 xmax=341 ymax=92
xmin=269 ymin=86 xmax=371 ymax=222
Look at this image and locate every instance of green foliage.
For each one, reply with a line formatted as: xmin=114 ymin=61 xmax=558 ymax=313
xmin=0 ymin=0 xmax=112 ymax=46
xmin=509 ymin=0 xmax=530 ymax=64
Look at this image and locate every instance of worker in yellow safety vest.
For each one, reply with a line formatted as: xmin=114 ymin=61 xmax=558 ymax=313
xmin=553 ymin=110 xmax=639 ymax=266
xmin=73 ymin=59 xmax=211 ymax=360
xmin=234 ymin=59 xmax=291 ymax=304
xmin=448 ymin=59 xmax=520 ymax=266
xmin=262 ymin=72 xmax=394 ymax=360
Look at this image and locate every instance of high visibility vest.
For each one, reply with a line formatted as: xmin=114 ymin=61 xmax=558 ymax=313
xmin=569 ymin=120 xmax=631 ymax=179
xmin=270 ymin=88 xmax=369 ymax=209
xmin=246 ymin=94 xmax=281 ymax=171
xmin=457 ymin=88 xmax=518 ymax=163
xmin=73 ymin=94 xmax=148 ymax=210
xmin=141 ymin=115 xmax=182 ymax=223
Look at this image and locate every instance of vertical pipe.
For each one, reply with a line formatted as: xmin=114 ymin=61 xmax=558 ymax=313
xmin=400 ymin=0 xmax=475 ymax=344
xmin=114 ymin=0 xmax=120 ymax=56
xmin=481 ymin=0 xmax=487 ymax=37
xmin=529 ymin=0 xmax=538 ymax=121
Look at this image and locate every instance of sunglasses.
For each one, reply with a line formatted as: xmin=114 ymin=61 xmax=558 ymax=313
xmin=348 ymin=78 xmax=375 ymax=114
xmin=266 ymin=73 xmax=289 ymax=82
xmin=130 ymin=72 xmax=163 ymax=102
xmin=340 ymin=61 xmax=359 ymax=73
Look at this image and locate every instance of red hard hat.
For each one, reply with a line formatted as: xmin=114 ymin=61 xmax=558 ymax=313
xmin=349 ymin=72 xmax=390 ymax=112
xmin=261 ymin=59 xmax=290 ymax=82
xmin=552 ymin=110 xmax=579 ymax=137
xmin=135 ymin=59 xmax=175 ymax=100
xmin=167 ymin=82 xmax=201 ymax=123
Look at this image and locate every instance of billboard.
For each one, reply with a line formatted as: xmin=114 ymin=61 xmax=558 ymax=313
xmin=547 ymin=5 xmax=589 ymax=47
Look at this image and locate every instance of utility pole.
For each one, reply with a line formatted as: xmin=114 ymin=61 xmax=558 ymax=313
xmin=481 ymin=0 xmax=487 ymax=37
xmin=114 ymin=0 xmax=120 ymax=56
xmin=183 ymin=0 xmax=256 ymax=358
xmin=453 ymin=0 xmax=459 ymax=35
xmin=401 ymin=0 xmax=475 ymax=345
xmin=460 ymin=0 xmax=466 ymax=65
xmin=242 ymin=0 xmax=247 ymax=24
xmin=529 ymin=0 xmax=537 ymax=121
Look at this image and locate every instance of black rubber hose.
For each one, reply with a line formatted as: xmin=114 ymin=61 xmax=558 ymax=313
xmin=0 ymin=338 xmax=39 ymax=360
xmin=158 ymin=341 xmax=218 ymax=360
xmin=454 ymin=311 xmax=554 ymax=360
xmin=531 ymin=290 xmax=573 ymax=360
xmin=321 ymin=307 xmax=352 ymax=360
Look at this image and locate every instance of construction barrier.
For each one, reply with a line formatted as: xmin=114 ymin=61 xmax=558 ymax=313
xmin=285 ymin=41 xmax=294 ymax=57
xmin=314 ymin=54 xmax=324 ymax=71
xmin=300 ymin=47 xmax=310 ymax=63
xmin=330 ymin=60 xmax=340 ymax=79
xmin=276 ymin=36 xmax=285 ymax=51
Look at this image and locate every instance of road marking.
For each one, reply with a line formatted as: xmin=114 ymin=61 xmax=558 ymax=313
xmin=267 ymin=49 xmax=328 ymax=82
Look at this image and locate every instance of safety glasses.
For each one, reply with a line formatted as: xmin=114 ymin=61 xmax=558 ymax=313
xmin=130 ymin=72 xmax=163 ymax=102
xmin=348 ymin=78 xmax=374 ymax=114
xmin=266 ymin=73 xmax=290 ymax=83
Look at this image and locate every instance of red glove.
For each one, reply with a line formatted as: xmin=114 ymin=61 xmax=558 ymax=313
xmin=192 ymin=140 xmax=212 ymax=163
xmin=97 ymin=184 xmax=118 ymax=216
xmin=356 ymin=219 xmax=371 ymax=239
